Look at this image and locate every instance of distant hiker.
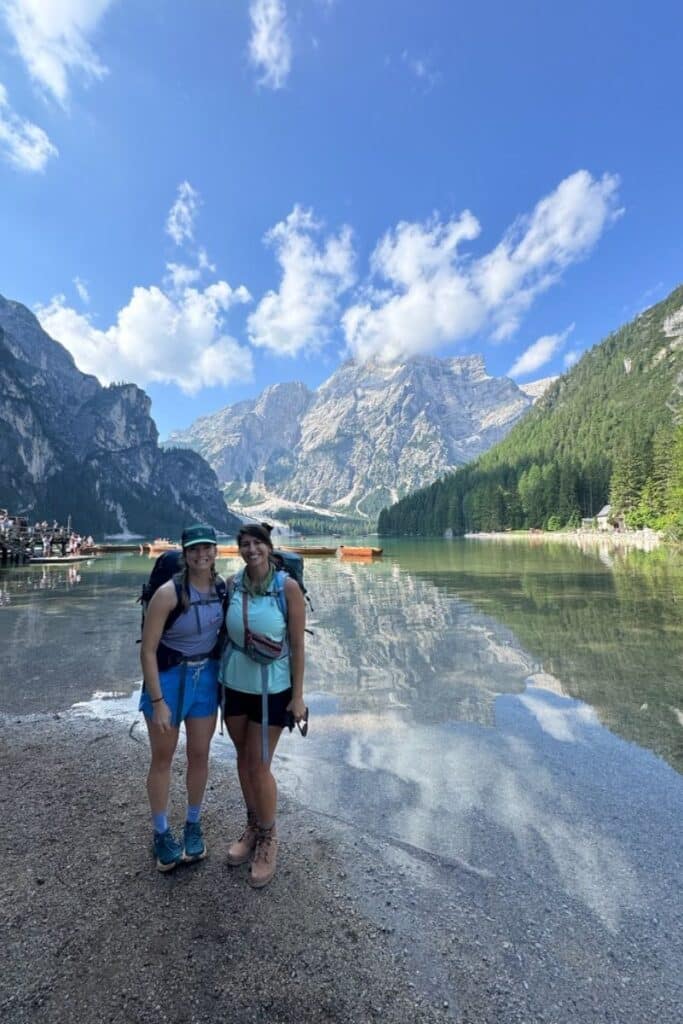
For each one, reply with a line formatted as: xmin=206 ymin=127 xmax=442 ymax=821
xmin=139 ymin=523 xmax=225 ymax=872
xmin=219 ymin=523 xmax=307 ymax=889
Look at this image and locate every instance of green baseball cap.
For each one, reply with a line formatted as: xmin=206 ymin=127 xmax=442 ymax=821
xmin=181 ymin=523 xmax=217 ymax=548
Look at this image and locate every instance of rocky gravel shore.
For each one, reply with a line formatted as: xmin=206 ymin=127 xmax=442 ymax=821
xmin=1 ymin=714 xmax=455 ymax=1024
xmin=2 ymin=711 xmax=681 ymax=1024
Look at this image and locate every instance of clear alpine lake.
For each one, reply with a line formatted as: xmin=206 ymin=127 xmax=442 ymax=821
xmin=2 ymin=538 xmax=681 ymax=774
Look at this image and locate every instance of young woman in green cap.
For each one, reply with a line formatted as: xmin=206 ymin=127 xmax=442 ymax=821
xmin=139 ymin=523 xmax=225 ymax=871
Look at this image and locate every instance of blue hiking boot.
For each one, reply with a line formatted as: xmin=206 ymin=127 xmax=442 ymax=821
xmin=153 ymin=828 xmax=183 ymax=872
xmin=182 ymin=820 xmax=207 ymax=863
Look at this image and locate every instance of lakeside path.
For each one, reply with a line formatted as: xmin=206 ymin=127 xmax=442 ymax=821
xmin=464 ymin=529 xmax=663 ymax=552
xmin=2 ymin=705 xmax=682 ymax=1024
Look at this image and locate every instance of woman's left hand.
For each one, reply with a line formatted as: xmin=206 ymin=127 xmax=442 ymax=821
xmin=286 ymin=694 xmax=307 ymax=723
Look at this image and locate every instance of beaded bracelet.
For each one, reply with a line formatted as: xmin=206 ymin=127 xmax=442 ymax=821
xmin=151 ymin=696 xmax=164 ymax=704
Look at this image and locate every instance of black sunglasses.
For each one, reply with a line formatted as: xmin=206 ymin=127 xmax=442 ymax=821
xmin=285 ymin=706 xmax=309 ymax=737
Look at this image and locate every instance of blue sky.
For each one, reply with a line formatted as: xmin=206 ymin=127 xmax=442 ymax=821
xmin=1 ymin=0 xmax=681 ymax=438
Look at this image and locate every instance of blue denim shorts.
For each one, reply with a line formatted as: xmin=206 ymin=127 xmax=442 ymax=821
xmin=139 ymin=658 xmax=219 ymax=724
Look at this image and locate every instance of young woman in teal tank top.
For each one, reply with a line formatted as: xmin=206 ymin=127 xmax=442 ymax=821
xmin=220 ymin=523 xmax=306 ymax=888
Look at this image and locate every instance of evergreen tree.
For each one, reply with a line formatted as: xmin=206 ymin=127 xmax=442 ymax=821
xmin=649 ymin=425 xmax=673 ymax=519
xmin=557 ymin=460 xmax=580 ymax=525
xmin=610 ymin=435 xmax=646 ymax=524
xmin=518 ymin=464 xmax=544 ymax=527
xmin=665 ymin=423 xmax=683 ymax=533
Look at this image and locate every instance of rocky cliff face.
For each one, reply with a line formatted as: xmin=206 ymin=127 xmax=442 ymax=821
xmin=0 ymin=295 xmax=239 ymax=536
xmin=168 ymin=355 xmax=542 ymax=519
xmin=168 ymin=382 xmax=314 ymax=498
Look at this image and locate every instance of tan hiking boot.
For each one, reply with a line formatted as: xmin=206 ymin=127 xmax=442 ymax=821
xmin=226 ymin=823 xmax=258 ymax=866
xmin=248 ymin=826 xmax=278 ymax=888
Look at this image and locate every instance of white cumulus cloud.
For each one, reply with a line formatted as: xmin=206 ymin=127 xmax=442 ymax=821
xmin=73 ymin=275 xmax=90 ymax=304
xmin=1 ymin=0 xmax=114 ymax=105
xmin=248 ymin=0 xmax=291 ymax=90
xmin=509 ymin=325 xmax=574 ymax=378
xmin=343 ymin=211 xmax=483 ymax=363
xmin=0 ymin=80 xmax=57 ymax=170
xmin=248 ymin=205 xmax=355 ymax=357
xmin=36 ymin=280 xmax=253 ymax=394
xmin=166 ymin=181 xmax=201 ymax=246
xmin=343 ymin=170 xmax=622 ymax=363
xmin=165 ymin=247 xmax=216 ymax=291
xmin=401 ymin=50 xmax=441 ymax=92
xmin=476 ymin=170 xmax=623 ymax=340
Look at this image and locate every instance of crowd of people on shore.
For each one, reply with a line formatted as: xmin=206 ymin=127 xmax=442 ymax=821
xmin=0 ymin=510 xmax=93 ymax=564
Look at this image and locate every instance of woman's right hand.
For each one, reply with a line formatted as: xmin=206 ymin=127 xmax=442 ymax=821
xmin=152 ymin=700 xmax=172 ymax=732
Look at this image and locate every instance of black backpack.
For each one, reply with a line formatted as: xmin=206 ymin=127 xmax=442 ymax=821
xmin=270 ymin=548 xmax=313 ymax=612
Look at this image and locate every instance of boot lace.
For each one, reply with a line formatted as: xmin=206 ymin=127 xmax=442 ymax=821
xmin=253 ymin=829 xmax=275 ymax=864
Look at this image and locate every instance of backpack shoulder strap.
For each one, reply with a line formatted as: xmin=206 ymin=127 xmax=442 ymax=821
xmin=273 ymin=569 xmax=288 ymax=621
xmin=163 ymin=573 xmax=185 ymax=631
xmin=223 ymin=569 xmax=242 ymax=607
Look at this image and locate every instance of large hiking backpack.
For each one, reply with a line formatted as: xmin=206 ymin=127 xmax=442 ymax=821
xmin=137 ymin=549 xmax=184 ymax=636
xmin=271 ymin=549 xmax=312 ymax=612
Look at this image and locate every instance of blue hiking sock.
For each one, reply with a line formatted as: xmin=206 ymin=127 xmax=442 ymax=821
xmin=153 ymin=812 xmax=169 ymax=835
xmin=186 ymin=804 xmax=202 ymax=824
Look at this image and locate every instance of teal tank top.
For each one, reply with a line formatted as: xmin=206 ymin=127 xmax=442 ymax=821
xmin=219 ymin=579 xmax=291 ymax=695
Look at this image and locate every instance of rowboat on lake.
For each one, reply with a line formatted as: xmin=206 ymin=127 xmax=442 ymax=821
xmin=290 ymin=546 xmax=337 ymax=556
xmin=338 ymin=546 xmax=383 ymax=559
xmin=145 ymin=540 xmax=337 ymax=558
xmin=145 ymin=540 xmax=238 ymax=557
xmin=29 ymin=555 xmax=94 ymax=565
xmin=92 ymin=543 xmax=141 ymax=553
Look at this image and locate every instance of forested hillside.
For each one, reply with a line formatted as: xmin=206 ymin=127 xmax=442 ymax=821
xmin=379 ymin=285 xmax=683 ymax=537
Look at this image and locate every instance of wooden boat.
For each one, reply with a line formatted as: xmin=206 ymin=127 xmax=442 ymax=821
xmin=93 ymin=543 xmax=141 ymax=553
xmin=146 ymin=542 xmax=238 ymax=558
xmin=146 ymin=541 xmax=337 ymax=559
xmin=29 ymin=555 xmax=93 ymax=565
xmin=144 ymin=538 xmax=176 ymax=553
xmin=338 ymin=546 xmax=383 ymax=558
xmin=289 ymin=546 xmax=337 ymax=556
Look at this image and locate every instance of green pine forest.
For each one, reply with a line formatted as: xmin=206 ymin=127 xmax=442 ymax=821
xmin=379 ymin=284 xmax=683 ymax=539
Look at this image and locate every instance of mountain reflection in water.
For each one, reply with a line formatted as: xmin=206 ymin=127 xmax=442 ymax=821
xmin=0 ymin=542 xmax=681 ymax=773
xmin=302 ymin=541 xmax=682 ymax=772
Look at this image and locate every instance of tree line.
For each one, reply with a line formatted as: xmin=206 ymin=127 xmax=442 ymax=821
xmin=378 ymin=423 xmax=682 ymax=537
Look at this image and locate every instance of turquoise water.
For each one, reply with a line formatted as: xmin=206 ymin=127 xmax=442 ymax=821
xmin=2 ymin=538 xmax=682 ymax=945
xmin=1 ymin=539 xmax=681 ymax=771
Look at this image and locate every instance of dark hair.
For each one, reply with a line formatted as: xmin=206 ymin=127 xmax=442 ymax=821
xmin=236 ymin=523 xmax=274 ymax=551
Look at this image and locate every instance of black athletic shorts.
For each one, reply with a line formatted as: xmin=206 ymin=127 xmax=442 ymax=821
xmin=222 ymin=686 xmax=292 ymax=728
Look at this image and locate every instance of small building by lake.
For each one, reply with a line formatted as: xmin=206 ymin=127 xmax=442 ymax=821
xmin=596 ymin=504 xmax=612 ymax=530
